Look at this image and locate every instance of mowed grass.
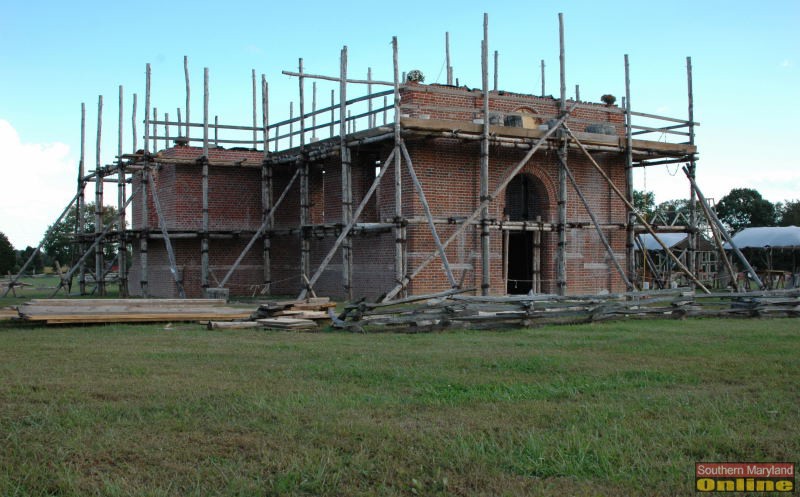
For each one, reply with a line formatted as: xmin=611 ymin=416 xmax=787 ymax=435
xmin=0 ymin=319 xmax=797 ymax=496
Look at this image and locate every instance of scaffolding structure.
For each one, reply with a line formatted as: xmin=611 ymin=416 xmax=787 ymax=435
xmin=4 ymin=13 xmax=765 ymax=301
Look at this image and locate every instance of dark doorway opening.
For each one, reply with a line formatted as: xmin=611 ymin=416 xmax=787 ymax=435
xmin=507 ymin=232 xmax=534 ymax=294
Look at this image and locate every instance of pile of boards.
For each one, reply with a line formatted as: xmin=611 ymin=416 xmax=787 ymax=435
xmin=209 ymin=297 xmax=336 ymax=330
xmin=336 ymin=288 xmax=800 ymax=332
xmin=17 ymin=299 xmax=253 ymax=325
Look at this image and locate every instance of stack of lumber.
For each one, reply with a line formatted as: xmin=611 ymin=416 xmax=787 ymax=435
xmin=210 ymin=297 xmax=335 ymax=331
xmin=336 ymin=288 xmax=800 ymax=333
xmin=0 ymin=307 xmax=20 ymax=321
xmin=18 ymin=299 xmax=253 ymax=325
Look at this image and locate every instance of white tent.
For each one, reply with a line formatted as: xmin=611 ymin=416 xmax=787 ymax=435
xmin=724 ymin=226 xmax=800 ymax=249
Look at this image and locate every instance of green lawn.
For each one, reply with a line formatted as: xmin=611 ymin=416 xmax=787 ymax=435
xmin=0 ymin=319 xmax=797 ymax=496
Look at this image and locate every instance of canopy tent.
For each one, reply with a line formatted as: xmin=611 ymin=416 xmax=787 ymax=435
xmin=724 ymin=226 xmax=800 ymax=249
xmin=636 ymin=233 xmax=714 ymax=251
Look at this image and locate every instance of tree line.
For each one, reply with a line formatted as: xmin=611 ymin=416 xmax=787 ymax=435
xmin=0 ymin=203 xmax=121 ymax=276
xmin=634 ymin=188 xmax=800 ymax=233
xmin=2 ymin=189 xmax=799 ymax=276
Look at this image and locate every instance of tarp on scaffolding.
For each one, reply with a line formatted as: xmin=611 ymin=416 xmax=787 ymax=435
xmin=724 ymin=226 xmax=800 ymax=249
xmin=636 ymin=233 xmax=714 ymax=251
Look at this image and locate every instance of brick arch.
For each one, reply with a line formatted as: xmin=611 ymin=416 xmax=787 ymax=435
xmin=502 ymin=164 xmax=557 ymax=223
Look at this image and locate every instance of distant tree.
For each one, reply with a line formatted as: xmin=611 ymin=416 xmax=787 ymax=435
xmin=0 ymin=232 xmax=16 ymax=275
xmin=42 ymin=202 xmax=121 ymax=266
xmin=633 ymin=190 xmax=655 ymax=219
xmin=16 ymin=246 xmax=44 ymax=274
xmin=778 ymin=199 xmax=800 ymax=226
xmin=715 ymin=188 xmax=776 ymax=233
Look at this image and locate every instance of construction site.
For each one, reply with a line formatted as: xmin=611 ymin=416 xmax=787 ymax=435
xmin=4 ymin=13 xmax=780 ymax=307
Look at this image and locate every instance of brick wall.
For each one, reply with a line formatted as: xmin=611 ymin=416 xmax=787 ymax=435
xmin=129 ymin=84 xmax=629 ymax=299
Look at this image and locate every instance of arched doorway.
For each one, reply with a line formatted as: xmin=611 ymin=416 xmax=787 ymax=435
xmin=504 ymin=173 xmax=548 ymax=294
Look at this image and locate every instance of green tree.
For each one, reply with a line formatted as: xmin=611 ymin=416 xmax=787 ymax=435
xmin=715 ymin=188 xmax=776 ymax=233
xmin=778 ymin=199 xmax=800 ymax=226
xmin=633 ymin=190 xmax=655 ymax=219
xmin=16 ymin=246 xmax=44 ymax=274
xmin=42 ymin=202 xmax=121 ymax=266
xmin=0 ymin=232 xmax=16 ymax=275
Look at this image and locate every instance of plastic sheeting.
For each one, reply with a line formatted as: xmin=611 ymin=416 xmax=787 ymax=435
xmin=724 ymin=226 xmax=800 ymax=249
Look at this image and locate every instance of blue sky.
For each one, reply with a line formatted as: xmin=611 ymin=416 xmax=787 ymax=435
xmin=1 ymin=0 xmax=798 ymax=247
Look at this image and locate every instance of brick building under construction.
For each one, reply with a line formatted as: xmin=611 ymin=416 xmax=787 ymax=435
xmin=14 ymin=14 xmax=716 ymax=302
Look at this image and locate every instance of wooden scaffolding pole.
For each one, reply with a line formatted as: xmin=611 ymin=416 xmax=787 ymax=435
xmin=686 ymin=56 xmax=698 ymax=287
xmin=445 ymin=32 xmax=453 ymax=85
xmin=140 ymin=63 xmax=150 ymax=297
xmin=201 ymin=67 xmax=210 ymax=292
xmin=339 ymin=50 xmax=353 ymax=299
xmin=393 ymin=36 xmax=405 ymax=297
xmin=480 ymin=13 xmax=491 ymax=296
xmin=261 ymin=74 xmax=272 ymax=294
xmin=682 ymin=167 xmax=762 ymax=290
xmin=184 ymin=56 xmax=190 ymax=142
xmin=682 ymin=168 xmax=738 ymax=291
xmin=562 ymin=125 xmax=710 ymax=293
xmin=95 ymin=95 xmax=105 ymax=296
xmin=131 ymin=94 xmax=137 ymax=154
xmin=540 ymin=59 xmax=545 ymax=97
xmin=251 ymin=69 xmax=258 ymax=149
xmin=117 ymin=85 xmax=128 ymax=297
xmin=624 ymin=55 xmax=635 ymax=290
xmin=556 ymin=12 xmax=567 ymax=296
xmin=298 ymin=58 xmax=311 ymax=293
xmin=78 ymin=102 xmax=87 ymax=295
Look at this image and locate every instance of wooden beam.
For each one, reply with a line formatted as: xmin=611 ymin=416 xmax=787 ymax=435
xmin=480 ymin=14 xmax=491 ymax=296
xmin=117 ymin=85 xmax=128 ymax=297
xmin=95 ymin=95 xmax=105 ymax=296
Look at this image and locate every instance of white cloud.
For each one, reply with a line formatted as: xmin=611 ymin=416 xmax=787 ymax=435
xmin=0 ymin=120 xmax=76 ymax=249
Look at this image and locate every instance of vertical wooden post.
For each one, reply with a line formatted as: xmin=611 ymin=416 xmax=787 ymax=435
xmin=392 ymin=37 xmax=405 ymax=296
xmin=493 ymin=50 xmax=499 ymax=91
xmin=556 ymin=12 xmax=568 ymax=296
xmin=118 ymin=85 xmax=128 ymax=297
xmin=624 ymin=55 xmax=635 ymax=290
xmin=95 ymin=95 xmax=105 ymax=296
xmin=140 ymin=64 xmax=150 ymax=297
xmin=540 ymin=59 xmax=545 ymax=97
xmin=184 ymin=56 xmax=190 ymax=142
xmin=367 ymin=67 xmax=373 ymax=128
xmin=252 ymin=69 xmax=257 ymax=149
xmin=298 ymin=58 xmax=311 ymax=292
xmin=289 ymin=101 xmax=294 ymax=149
xmin=312 ymin=81 xmax=317 ymax=140
xmin=78 ymin=102 xmax=87 ymax=295
xmin=339 ymin=49 xmax=353 ymax=299
xmin=261 ymin=74 xmax=272 ymax=294
xmin=446 ymin=32 xmax=453 ymax=85
xmin=152 ymin=106 xmax=157 ymax=151
xmin=131 ymin=94 xmax=137 ymax=153
xmin=329 ymin=89 xmax=335 ymax=138
xmin=165 ymin=112 xmax=170 ymax=145
xmin=575 ymin=84 xmax=580 ymax=101
xmin=480 ymin=13 xmax=491 ymax=296
xmin=176 ymin=107 xmax=182 ymax=137
xmin=201 ymin=67 xmax=210 ymax=293
xmin=214 ymin=115 xmax=219 ymax=147
xmin=686 ymin=56 xmax=698 ymax=286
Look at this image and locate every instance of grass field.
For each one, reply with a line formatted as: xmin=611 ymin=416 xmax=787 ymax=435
xmin=0 ymin=318 xmax=797 ymax=496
